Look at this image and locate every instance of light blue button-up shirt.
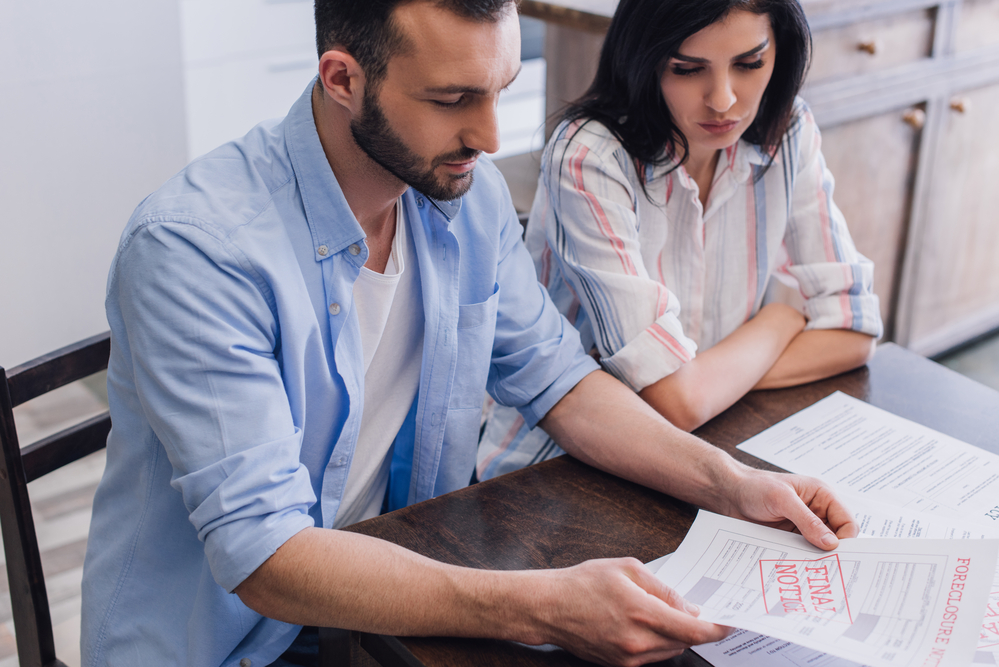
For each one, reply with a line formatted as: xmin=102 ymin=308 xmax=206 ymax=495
xmin=81 ymin=81 xmax=598 ymax=667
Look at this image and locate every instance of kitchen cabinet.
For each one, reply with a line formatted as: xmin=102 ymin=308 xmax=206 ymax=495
xmin=522 ymin=0 xmax=999 ymax=355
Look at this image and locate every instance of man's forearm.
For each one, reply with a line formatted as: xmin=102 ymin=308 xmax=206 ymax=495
xmin=540 ymin=370 xmax=749 ymax=514
xmin=236 ymin=527 xmax=548 ymax=640
xmin=540 ymin=370 xmax=856 ymax=550
xmin=236 ymin=525 xmax=728 ymax=665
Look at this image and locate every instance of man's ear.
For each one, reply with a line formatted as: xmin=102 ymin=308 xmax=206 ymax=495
xmin=318 ymin=50 xmax=366 ymax=113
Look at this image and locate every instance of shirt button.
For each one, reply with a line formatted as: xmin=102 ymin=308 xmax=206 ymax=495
xmin=416 ymin=197 xmax=424 ymax=207
xmin=240 ymin=660 xmax=252 ymax=667
xmin=329 ymin=303 xmax=341 ymax=315
xmin=348 ymin=243 xmax=361 ymax=256
xmin=317 ymin=245 xmax=329 ymax=256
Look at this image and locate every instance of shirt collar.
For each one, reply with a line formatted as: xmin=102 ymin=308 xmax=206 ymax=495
xmin=284 ymin=78 xmax=366 ymax=261
xmin=427 ymin=195 xmax=461 ymax=221
xmin=647 ymin=138 xmax=775 ymax=188
xmin=283 ymin=79 xmax=464 ymax=255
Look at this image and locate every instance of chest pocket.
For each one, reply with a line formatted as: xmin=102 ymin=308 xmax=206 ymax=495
xmin=449 ymin=283 xmax=500 ymax=409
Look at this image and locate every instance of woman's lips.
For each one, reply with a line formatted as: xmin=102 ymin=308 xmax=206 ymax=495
xmin=698 ymin=120 xmax=740 ymax=135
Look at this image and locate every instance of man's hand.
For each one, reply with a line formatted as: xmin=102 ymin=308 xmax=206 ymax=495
xmin=536 ymin=558 xmax=730 ymax=667
xmin=543 ymin=371 xmax=859 ymax=552
xmin=238 ymin=529 xmax=728 ymax=667
xmin=719 ymin=468 xmax=858 ymax=549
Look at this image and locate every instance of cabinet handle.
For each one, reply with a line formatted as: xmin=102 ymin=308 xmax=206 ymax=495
xmin=950 ymin=97 xmax=970 ymax=114
xmin=902 ymin=108 xmax=926 ymax=129
xmin=857 ymin=40 xmax=878 ymax=55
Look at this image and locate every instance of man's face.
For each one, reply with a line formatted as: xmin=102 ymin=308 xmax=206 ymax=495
xmin=351 ymin=2 xmax=521 ymax=201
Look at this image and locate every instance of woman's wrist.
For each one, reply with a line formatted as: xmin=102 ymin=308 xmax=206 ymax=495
xmin=757 ymin=303 xmax=806 ymax=343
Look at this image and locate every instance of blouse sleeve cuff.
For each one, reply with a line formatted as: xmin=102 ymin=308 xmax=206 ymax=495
xmin=789 ymin=261 xmax=884 ymax=338
xmin=600 ymin=314 xmax=698 ymax=392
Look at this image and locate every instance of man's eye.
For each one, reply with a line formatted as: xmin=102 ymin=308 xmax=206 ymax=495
xmin=671 ymin=66 xmax=702 ymax=77
xmin=432 ymin=97 xmax=465 ymax=108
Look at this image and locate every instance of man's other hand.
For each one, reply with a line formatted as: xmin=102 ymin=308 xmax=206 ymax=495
xmin=722 ymin=469 xmax=859 ymax=550
xmin=533 ymin=557 xmax=730 ymax=667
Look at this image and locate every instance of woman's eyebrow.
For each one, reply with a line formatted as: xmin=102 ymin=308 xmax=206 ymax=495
xmin=673 ymin=39 xmax=770 ymax=64
xmin=733 ymin=39 xmax=770 ymax=59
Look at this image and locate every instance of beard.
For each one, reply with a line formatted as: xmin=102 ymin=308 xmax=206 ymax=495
xmin=350 ymin=87 xmax=479 ymax=202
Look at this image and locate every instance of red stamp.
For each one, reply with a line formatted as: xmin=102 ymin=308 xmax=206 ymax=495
xmin=979 ymin=590 xmax=999 ymax=649
xmin=759 ymin=554 xmax=853 ymax=624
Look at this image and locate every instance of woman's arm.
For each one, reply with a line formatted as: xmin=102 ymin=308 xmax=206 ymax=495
xmin=755 ymin=329 xmax=875 ymax=389
xmin=638 ymin=302 xmax=805 ymax=431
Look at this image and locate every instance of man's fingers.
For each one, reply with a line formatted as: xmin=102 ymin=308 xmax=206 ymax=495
xmin=628 ymin=564 xmax=731 ymax=646
xmin=819 ymin=490 xmax=859 ymax=539
xmin=631 ymin=564 xmax=700 ymax=616
xmin=796 ymin=480 xmax=859 ymax=542
xmin=645 ymin=603 xmax=731 ymax=647
xmin=778 ymin=491 xmax=840 ymax=550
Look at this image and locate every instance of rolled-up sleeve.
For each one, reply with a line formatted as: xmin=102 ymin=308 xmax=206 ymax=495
xmin=783 ymin=108 xmax=884 ymax=338
xmin=482 ymin=164 xmax=600 ymax=428
xmin=537 ymin=129 xmax=698 ymax=392
xmin=111 ymin=220 xmax=316 ymax=592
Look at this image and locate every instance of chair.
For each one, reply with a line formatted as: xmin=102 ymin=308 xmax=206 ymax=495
xmin=0 ymin=332 xmax=391 ymax=667
xmin=0 ymin=332 xmax=111 ymax=667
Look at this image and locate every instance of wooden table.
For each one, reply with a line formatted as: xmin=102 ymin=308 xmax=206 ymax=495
xmin=342 ymin=343 xmax=999 ymax=666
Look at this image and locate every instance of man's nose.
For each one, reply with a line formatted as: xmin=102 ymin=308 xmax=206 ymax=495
xmin=463 ymin=99 xmax=502 ymax=155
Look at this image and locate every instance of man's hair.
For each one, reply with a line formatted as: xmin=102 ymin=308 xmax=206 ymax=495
xmin=315 ymin=0 xmax=517 ymax=84
xmin=560 ymin=0 xmax=811 ymax=191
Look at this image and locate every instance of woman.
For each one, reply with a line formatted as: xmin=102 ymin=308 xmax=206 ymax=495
xmin=478 ymin=0 xmax=882 ymax=479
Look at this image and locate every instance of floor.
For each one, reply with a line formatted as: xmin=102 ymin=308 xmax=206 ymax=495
xmin=937 ymin=333 xmax=999 ymax=392
xmin=3 ymin=335 xmax=998 ymax=666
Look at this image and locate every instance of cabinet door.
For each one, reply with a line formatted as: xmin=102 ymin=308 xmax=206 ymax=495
xmin=818 ymin=106 xmax=925 ymax=338
xmin=905 ymin=81 xmax=999 ymax=354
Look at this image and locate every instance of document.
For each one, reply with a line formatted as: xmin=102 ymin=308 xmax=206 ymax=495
xmin=737 ymin=391 xmax=999 ymax=663
xmin=655 ymin=511 xmax=997 ymax=667
xmin=683 ymin=505 xmax=999 ymax=667
xmin=737 ymin=392 xmax=999 ymax=525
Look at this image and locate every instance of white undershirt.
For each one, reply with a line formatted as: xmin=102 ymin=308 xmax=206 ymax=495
xmin=333 ymin=200 xmax=424 ymax=529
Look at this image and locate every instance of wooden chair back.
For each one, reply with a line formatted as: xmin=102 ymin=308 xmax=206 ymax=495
xmin=0 ymin=332 xmax=111 ymax=667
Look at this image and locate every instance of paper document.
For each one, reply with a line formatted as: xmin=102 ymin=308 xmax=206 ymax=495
xmin=737 ymin=392 xmax=999 ymax=525
xmin=656 ymin=511 xmax=997 ymax=667
xmin=693 ymin=628 xmax=864 ymax=667
xmin=737 ymin=391 xmax=999 ymax=663
xmin=687 ymin=505 xmax=999 ymax=667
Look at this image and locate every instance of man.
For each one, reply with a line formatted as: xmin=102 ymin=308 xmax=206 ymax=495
xmin=81 ymin=1 xmax=856 ymax=665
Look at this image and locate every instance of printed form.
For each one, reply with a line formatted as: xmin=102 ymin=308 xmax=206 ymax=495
xmin=656 ymin=511 xmax=996 ymax=667
xmin=737 ymin=392 xmax=999 ymax=524
xmin=681 ymin=506 xmax=999 ymax=667
xmin=735 ymin=391 xmax=999 ymax=664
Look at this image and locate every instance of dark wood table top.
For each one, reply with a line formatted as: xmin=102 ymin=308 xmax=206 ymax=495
xmin=344 ymin=343 xmax=999 ymax=666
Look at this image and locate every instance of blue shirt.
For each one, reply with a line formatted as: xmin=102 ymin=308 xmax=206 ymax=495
xmin=81 ymin=81 xmax=598 ymax=667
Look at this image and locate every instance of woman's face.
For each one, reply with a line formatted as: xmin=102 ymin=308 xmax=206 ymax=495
xmin=659 ymin=9 xmax=777 ymax=160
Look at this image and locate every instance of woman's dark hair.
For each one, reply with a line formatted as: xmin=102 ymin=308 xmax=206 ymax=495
xmin=560 ymin=0 xmax=811 ymax=184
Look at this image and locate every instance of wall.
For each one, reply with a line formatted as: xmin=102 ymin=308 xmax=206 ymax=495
xmin=0 ymin=0 xmax=188 ymax=368
xmin=0 ymin=5 xmax=546 ymax=369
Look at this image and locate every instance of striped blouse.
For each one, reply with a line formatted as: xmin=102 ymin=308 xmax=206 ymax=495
xmin=477 ymin=99 xmax=883 ymax=480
